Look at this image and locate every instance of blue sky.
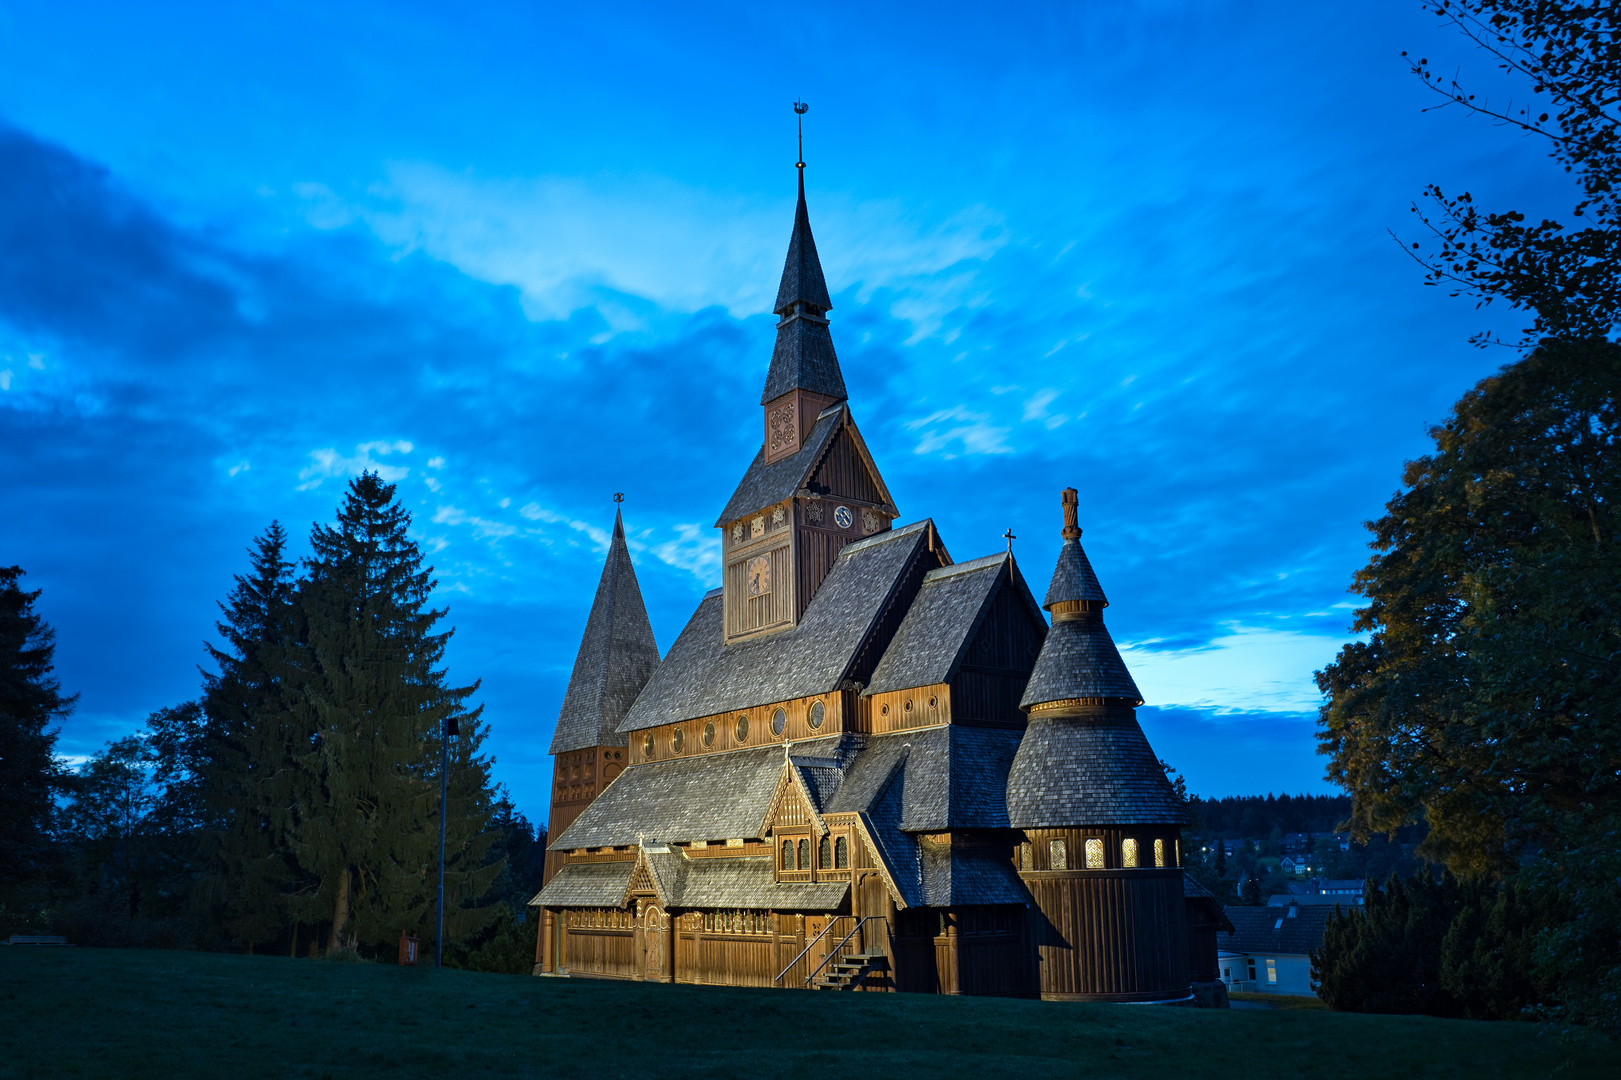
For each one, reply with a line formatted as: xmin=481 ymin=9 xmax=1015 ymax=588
xmin=0 ymin=1 xmax=1567 ymax=824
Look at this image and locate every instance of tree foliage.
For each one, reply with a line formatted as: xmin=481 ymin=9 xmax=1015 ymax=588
xmin=1317 ymin=337 xmax=1621 ymax=876
xmin=0 ymin=566 xmax=74 ymax=891
xmin=1401 ymin=1 xmax=1621 ymax=344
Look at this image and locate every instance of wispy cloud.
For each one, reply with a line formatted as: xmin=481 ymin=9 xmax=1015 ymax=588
xmin=297 ymin=440 xmax=415 ymax=489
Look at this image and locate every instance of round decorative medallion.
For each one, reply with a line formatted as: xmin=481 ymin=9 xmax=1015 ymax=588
xmin=771 ymin=707 xmax=786 ymax=737
xmin=702 ymin=721 xmax=716 ymax=748
xmin=808 ymin=700 xmax=824 ymax=729
xmin=833 ymin=505 xmax=853 ymax=529
xmin=671 ymin=727 xmax=686 ymax=753
xmin=735 ymin=714 xmax=750 ymax=742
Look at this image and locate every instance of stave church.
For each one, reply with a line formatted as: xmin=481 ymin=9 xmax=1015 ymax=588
xmin=529 ymin=151 xmax=1230 ymax=1002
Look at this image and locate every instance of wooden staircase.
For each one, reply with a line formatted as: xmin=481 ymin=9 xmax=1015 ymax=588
xmin=811 ymin=952 xmax=889 ymax=991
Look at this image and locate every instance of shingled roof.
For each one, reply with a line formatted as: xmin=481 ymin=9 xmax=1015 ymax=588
xmin=1004 ymin=714 xmax=1187 ymax=827
xmin=617 ymin=522 xmax=937 ymax=731
xmin=1044 ymin=538 xmax=1107 ymax=609
xmin=1221 ymin=903 xmax=1333 ymax=956
xmin=549 ymin=510 xmax=661 ymax=754
xmin=548 ymin=735 xmax=849 ymax=850
xmin=761 ymin=170 xmax=845 ymax=404
xmin=1019 ymin=613 xmax=1142 ymax=707
xmin=773 ymin=171 xmax=834 ymax=316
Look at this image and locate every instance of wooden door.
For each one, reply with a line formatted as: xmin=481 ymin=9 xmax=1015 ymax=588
xmin=641 ymin=904 xmax=666 ymax=981
xmin=805 ymin=914 xmax=830 ymax=976
xmin=858 ymin=873 xmax=888 ymax=953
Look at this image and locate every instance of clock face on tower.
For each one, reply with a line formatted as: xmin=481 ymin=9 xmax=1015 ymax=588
xmin=834 ymin=505 xmax=854 ymax=529
xmin=746 ymin=555 xmax=771 ymax=596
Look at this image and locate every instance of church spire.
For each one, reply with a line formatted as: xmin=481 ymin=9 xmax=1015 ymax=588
xmin=761 ymin=102 xmax=846 ymax=407
xmin=549 ymin=504 xmax=661 ymax=754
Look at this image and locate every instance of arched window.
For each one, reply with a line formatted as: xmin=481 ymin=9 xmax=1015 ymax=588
xmin=1019 ymin=842 xmax=1033 ymax=871
xmin=1122 ymin=838 xmax=1139 ymax=868
xmin=1154 ymin=838 xmax=1166 ymax=867
xmin=834 ymin=836 xmax=849 ymax=869
xmin=819 ymin=835 xmax=832 ymax=869
xmin=1084 ymin=838 xmax=1105 ymax=869
xmin=798 ymin=838 xmax=810 ymax=870
xmin=781 ymin=839 xmax=795 ymax=870
xmin=1048 ymin=838 xmax=1067 ymax=870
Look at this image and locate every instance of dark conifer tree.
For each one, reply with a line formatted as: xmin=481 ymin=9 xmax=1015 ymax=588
xmin=196 ymin=523 xmax=313 ymax=949
xmin=288 ymin=473 xmax=500 ymax=954
xmin=0 ymin=567 xmax=75 ymax=891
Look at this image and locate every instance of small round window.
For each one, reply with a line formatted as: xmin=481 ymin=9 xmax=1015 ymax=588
xmin=904 ymin=698 xmax=913 ymax=713
xmin=808 ymin=700 xmax=825 ymax=730
xmin=881 ymin=703 xmax=890 ymax=716
xmin=735 ymin=714 xmax=750 ymax=742
xmin=771 ymin=707 xmax=787 ymax=737
xmin=671 ymin=727 xmax=686 ymax=753
xmin=641 ymin=733 xmax=655 ymax=758
xmin=702 ymin=721 xmax=716 ymax=748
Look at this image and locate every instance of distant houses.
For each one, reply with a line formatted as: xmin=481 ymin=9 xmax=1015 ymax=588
xmin=1219 ymin=902 xmax=1334 ymax=996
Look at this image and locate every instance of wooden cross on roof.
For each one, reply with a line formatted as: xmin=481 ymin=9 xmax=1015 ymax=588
xmin=1004 ymin=528 xmax=1016 ymax=553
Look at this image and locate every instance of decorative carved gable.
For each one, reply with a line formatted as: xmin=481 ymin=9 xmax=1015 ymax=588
xmin=624 ymin=854 xmax=663 ymax=903
xmin=761 ymin=760 xmax=826 ymax=837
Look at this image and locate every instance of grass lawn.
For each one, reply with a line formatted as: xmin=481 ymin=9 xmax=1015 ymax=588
xmin=0 ymin=947 xmax=1609 ymax=1079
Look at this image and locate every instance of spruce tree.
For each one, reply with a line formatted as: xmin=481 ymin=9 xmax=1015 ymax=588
xmin=197 ymin=523 xmax=313 ymax=949
xmin=289 ymin=473 xmax=499 ymax=954
xmin=0 ymin=567 xmax=75 ymax=891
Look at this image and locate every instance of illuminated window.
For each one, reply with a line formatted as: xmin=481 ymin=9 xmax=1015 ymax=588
xmin=1175 ymin=839 xmax=1181 ymax=866
xmin=1122 ymin=838 xmax=1139 ymax=868
xmin=781 ymin=839 xmax=795 ymax=871
xmin=1049 ymin=839 xmax=1067 ymax=870
xmin=819 ymin=835 xmax=832 ymax=869
xmin=1019 ymin=843 xmax=1033 ymax=871
xmin=1085 ymin=838 xmax=1105 ymax=869
xmin=1266 ymin=958 xmax=1277 ymax=985
xmin=702 ymin=721 xmax=715 ymax=748
xmin=834 ymin=836 xmax=849 ymax=869
xmin=798 ymin=838 xmax=810 ymax=870
xmin=1154 ymin=839 xmax=1166 ymax=867
xmin=642 ymin=733 xmax=654 ymax=758
xmin=671 ymin=727 xmax=685 ymax=753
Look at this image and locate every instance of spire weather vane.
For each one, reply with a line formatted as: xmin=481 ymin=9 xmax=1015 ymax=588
xmin=613 ymin=492 xmax=624 ymax=504
xmin=794 ymin=99 xmax=808 ymax=168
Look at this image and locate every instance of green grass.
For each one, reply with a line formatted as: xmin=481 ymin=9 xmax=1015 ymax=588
xmin=1231 ymin=990 xmax=1332 ymax=1011
xmin=0 ymin=947 xmax=1609 ymax=1079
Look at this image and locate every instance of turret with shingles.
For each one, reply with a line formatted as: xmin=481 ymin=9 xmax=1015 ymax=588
xmin=544 ymin=508 xmax=660 ymax=883
xmin=1007 ymin=487 xmax=1192 ymax=1002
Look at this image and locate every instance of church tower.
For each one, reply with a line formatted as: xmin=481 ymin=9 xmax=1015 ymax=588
xmin=1007 ymin=488 xmax=1192 ymax=1001
xmin=544 ymin=507 xmax=660 ymax=884
xmin=714 ymin=162 xmax=897 ymax=644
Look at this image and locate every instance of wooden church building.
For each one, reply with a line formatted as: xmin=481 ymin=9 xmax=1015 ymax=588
xmin=530 ymin=161 xmax=1229 ymax=1002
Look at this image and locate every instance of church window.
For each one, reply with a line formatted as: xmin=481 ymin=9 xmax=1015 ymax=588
xmin=772 ymin=708 xmax=787 ymax=736
xmin=834 ymin=836 xmax=849 ymax=869
xmin=1154 ymin=839 xmax=1165 ymax=867
xmin=1019 ymin=843 xmax=1033 ymax=871
xmin=1085 ymin=838 xmax=1105 ymax=869
xmin=1175 ymin=839 xmax=1182 ymax=866
xmin=781 ymin=839 xmax=795 ymax=871
xmin=735 ymin=714 xmax=750 ymax=742
xmin=808 ymin=700 xmax=825 ymax=729
xmin=880 ymin=703 xmax=890 ymax=716
xmin=671 ymin=727 xmax=686 ymax=753
xmin=1048 ymin=839 xmax=1067 ymax=870
xmin=819 ymin=835 xmax=832 ymax=869
xmin=1122 ymin=838 xmax=1139 ymax=868
xmin=641 ymin=733 xmax=654 ymax=759
xmin=797 ymin=838 xmax=810 ymax=869
xmin=702 ymin=721 xmax=716 ymax=748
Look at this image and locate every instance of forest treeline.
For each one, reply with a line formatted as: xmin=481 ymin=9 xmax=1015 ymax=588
xmin=1190 ymin=794 xmax=1350 ymax=838
xmin=0 ymin=473 xmax=543 ymax=972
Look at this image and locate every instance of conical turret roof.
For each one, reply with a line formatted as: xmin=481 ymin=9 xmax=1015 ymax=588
xmin=760 ymin=170 xmax=847 ymax=405
xmin=1020 ymin=489 xmax=1141 ymax=708
xmin=773 ymin=170 xmax=832 ymax=315
xmin=550 ymin=510 xmax=661 ymax=754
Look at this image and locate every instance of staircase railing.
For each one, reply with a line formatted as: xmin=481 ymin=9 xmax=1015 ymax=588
xmin=775 ymin=916 xmax=851 ymax=986
xmin=803 ymin=916 xmax=886 ymax=988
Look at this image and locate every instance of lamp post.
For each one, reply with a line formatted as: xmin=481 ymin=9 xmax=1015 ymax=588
xmin=436 ymin=712 xmax=459 ymax=968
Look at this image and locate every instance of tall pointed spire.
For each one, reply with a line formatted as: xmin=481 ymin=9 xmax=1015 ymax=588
xmin=549 ymin=506 xmax=661 ymax=754
xmin=761 ymin=103 xmax=846 ymax=406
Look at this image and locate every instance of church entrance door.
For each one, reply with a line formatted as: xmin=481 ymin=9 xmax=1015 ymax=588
xmin=641 ymin=904 xmax=666 ymax=981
